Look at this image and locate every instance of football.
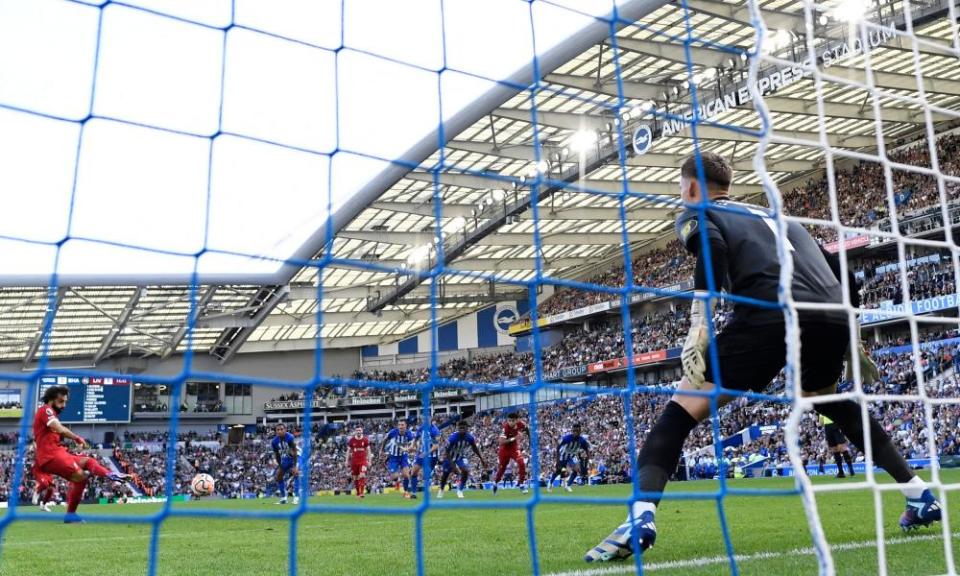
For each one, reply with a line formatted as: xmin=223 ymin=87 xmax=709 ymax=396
xmin=190 ymin=473 xmax=215 ymax=497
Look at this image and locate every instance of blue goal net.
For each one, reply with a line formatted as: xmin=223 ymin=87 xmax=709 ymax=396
xmin=1 ymin=0 xmax=959 ymax=575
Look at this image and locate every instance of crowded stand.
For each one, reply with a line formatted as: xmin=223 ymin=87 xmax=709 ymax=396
xmin=858 ymin=256 xmax=956 ymax=308
xmin=783 ymin=132 xmax=960 ymax=243
xmin=353 ymin=309 xmax=695 ymax=387
xmin=537 ymin=241 xmax=695 ymax=318
xmin=7 ymin=341 xmax=960 ymax=502
xmin=6 ymin=134 xmax=960 ymax=507
xmin=529 ymin=132 xmax=960 ymax=320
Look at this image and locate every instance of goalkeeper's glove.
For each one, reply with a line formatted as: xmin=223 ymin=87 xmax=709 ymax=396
xmin=681 ymin=292 xmax=715 ymax=389
xmin=845 ymin=342 xmax=880 ymax=385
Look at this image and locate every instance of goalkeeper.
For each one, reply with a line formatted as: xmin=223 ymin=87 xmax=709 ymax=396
xmin=585 ymin=152 xmax=941 ymax=563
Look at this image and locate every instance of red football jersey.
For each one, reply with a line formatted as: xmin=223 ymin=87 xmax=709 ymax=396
xmin=502 ymin=420 xmax=528 ymax=441
xmin=33 ymin=404 xmax=66 ymax=466
xmin=348 ymin=436 xmax=369 ymax=463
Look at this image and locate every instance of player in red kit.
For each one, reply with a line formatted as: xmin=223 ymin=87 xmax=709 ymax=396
xmin=33 ymin=385 xmax=127 ymax=523
xmin=493 ymin=412 xmax=529 ymax=495
xmin=30 ymin=465 xmax=56 ymax=512
xmin=346 ymin=426 xmax=371 ymax=498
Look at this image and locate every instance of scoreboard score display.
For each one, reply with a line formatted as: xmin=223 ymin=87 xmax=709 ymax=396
xmin=38 ymin=375 xmax=132 ymax=423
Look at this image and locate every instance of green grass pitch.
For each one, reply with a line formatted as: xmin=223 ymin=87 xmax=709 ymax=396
xmin=1 ymin=470 xmax=958 ymax=576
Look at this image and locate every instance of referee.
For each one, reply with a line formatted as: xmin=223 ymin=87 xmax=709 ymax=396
xmin=821 ymin=414 xmax=856 ymax=478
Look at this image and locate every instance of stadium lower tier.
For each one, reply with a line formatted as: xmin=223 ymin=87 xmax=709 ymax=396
xmin=6 ymin=366 xmax=960 ymax=503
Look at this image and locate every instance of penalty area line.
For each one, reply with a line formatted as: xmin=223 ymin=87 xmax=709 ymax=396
xmin=545 ymin=530 xmax=959 ymax=576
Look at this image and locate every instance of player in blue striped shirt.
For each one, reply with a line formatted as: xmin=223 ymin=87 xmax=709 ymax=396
xmin=410 ymin=418 xmax=442 ymax=500
xmin=271 ymin=423 xmax=300 ymax=505
xmin=547 ymin=423 xmax=591 ymax=493
xmin=377 ymin=419 xmax=416 ymax=498
xmin=437 ymin=420 xmax=486 ymax=499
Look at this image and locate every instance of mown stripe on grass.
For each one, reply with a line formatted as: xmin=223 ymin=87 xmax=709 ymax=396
xmin=546 ymin=530 xmax=959 ymax=576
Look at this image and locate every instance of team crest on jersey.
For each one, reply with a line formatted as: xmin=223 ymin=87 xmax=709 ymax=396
xmin=681 ymin=219 xmax=697 ymax=241
xmin=45 ymin=408 xmax=54 ymax=417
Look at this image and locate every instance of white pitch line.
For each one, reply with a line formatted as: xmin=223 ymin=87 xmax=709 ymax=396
xmin=0 ymin=516 xmax=397 ymax=548
xmin=546 ymin=531 xmax=960 ymax=576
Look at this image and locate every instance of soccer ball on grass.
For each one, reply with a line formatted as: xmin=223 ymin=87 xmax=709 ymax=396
xmin=191 ymin=473 xmax=215 ymax=497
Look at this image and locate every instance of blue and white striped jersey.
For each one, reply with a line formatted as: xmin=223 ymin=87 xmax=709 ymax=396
xmin=385 ymin=428 xmax=415 ymax=457
xmin=445 ymin=431 xmax=477 ymax=460
xmin=416 ymin=424 xmax=442 ymax=455
xmin=271 ymin=432 xmax=297 ymax=457
xmin=558 ymin=433 xmax=590 ymax=460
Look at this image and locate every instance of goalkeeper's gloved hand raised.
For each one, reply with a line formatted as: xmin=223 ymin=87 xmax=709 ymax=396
xmin=681 ymin=292 xmax=715 ymax=390
xmin=845 ymin=342 xmax=880 ymax=385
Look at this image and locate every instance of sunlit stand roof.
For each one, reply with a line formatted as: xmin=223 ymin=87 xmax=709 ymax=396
xmin=1 ymin=0 xmax=956 ymax=363
xmin=0 ymin=0 xmax=664 ymax=287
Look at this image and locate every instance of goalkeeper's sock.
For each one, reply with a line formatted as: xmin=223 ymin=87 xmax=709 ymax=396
xmin=902 ymin=476 xmax=928 ymax=499
xmin=814 ymin=400 xmax=914 ymax=487
xmin=833 ymin=452 xmax=845 ymax=475
xmin=636 ymin=401 xmax=699 ymax=505
xmin=626 ymin=501 xmax=657 ymax=526
xmin=843 ymin=451 xmax=855 ymax=476
xmin=82 ymin=457 xmax=110 ymax=478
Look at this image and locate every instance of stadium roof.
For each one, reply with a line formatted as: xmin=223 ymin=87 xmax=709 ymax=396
xmin=4 ymin=0 xmax=960 ymax=365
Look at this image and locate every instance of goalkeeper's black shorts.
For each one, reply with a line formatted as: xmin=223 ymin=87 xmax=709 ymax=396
xmin=702 ymin=321 xmax=849 ymax=394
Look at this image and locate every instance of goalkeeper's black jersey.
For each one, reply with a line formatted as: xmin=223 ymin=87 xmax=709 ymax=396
xmin=675 ymin=198 xmax=848 ymax=327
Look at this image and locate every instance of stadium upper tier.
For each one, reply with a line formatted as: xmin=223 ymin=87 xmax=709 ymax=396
xmin=518 ymin=132 xmax=960 ymax=325
xmin=1 ymin=0 xmax=958 ymax=363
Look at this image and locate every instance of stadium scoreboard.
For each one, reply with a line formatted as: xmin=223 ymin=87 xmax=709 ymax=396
xmin=38 ymin=375 xmax=132 ymax=423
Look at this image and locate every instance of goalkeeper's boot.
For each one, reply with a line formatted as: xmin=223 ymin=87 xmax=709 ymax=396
xmin=584 ymin=511 xmax=656 ymax=562
xmin=900 ymin=489 xmax=942 ymax=531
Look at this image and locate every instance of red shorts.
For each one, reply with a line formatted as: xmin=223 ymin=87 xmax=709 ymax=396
xmin=350 ymin=461 xmax=368 ymax=476
xmin=498 ymin=446 xmax=521 ymax=461
xmin=38 ymin=450 xmax=82 ymax=480
xmin=31 ymin=462 xmax=52 ymax=486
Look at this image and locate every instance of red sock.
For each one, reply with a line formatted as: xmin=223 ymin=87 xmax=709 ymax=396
xmin=516 ymin=458 xmax=527 ymax=484
xmin=357 ymin=478 xmax=365 ymax=496
xmin=82 ymin=457 xmax=110 ymax=478
xmin=495 ymin=463 xmax=506 ymax=483
xmin=67 ymin=479 xmax=87 ymax=513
